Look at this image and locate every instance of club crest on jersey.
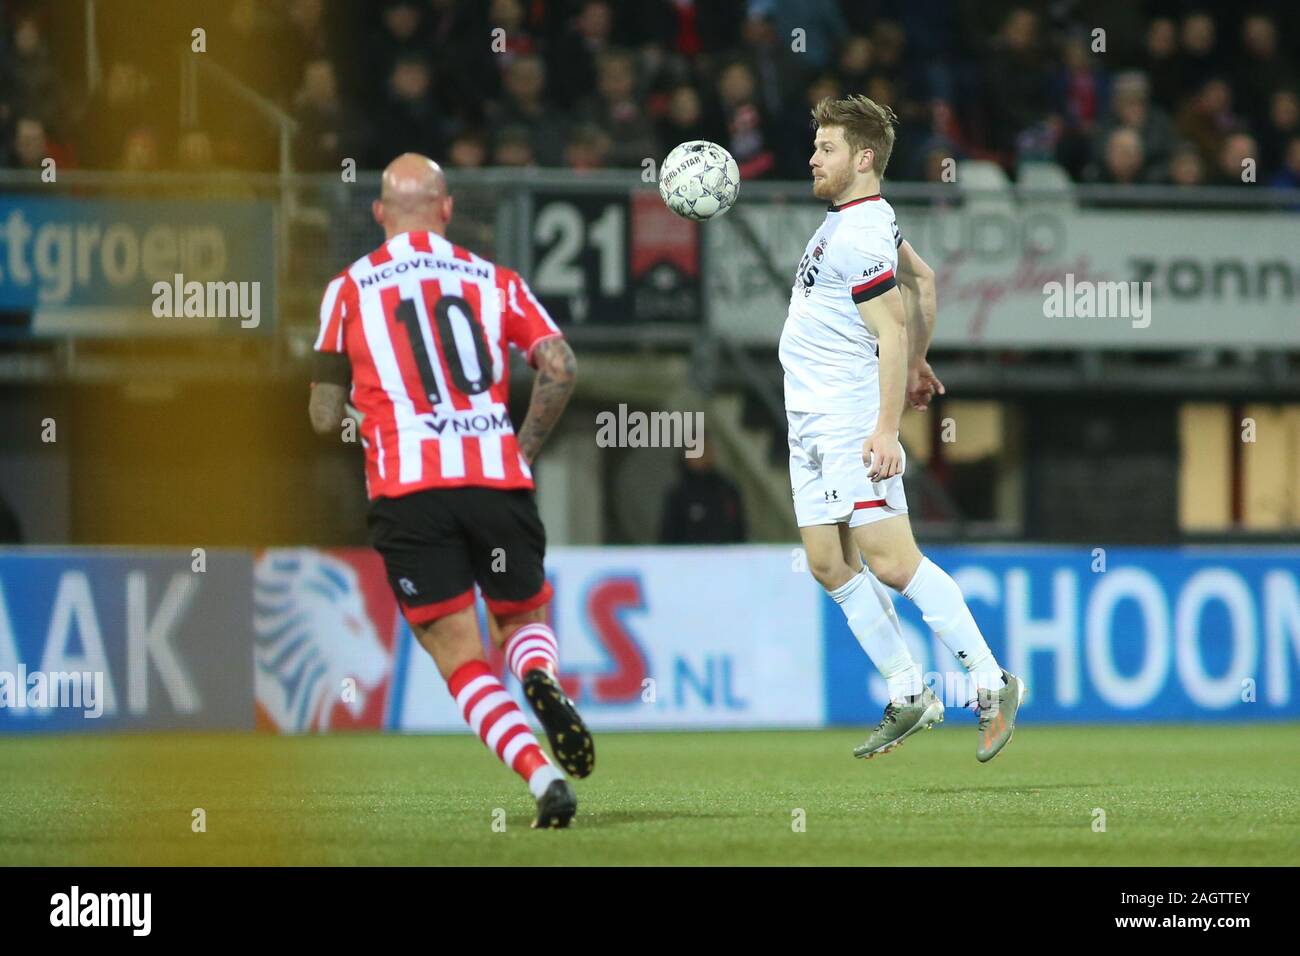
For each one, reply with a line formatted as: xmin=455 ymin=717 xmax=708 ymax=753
xmin=795 ymin=237 xmax=827 ymax=297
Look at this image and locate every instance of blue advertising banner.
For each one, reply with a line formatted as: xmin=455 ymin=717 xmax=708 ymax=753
xmin=1 ymin=545 xmax=1296 ymax=734
xmin=0 ymin=197 xmax=275 ymax=336
xmin=824 ymin=547 xmax=1300 ymax=724
xmin=0 ymin=550 xmax=254 ymax=732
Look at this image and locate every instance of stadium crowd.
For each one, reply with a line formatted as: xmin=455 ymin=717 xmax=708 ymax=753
xmin=1 ymin=0 xmax=1298 ymax=187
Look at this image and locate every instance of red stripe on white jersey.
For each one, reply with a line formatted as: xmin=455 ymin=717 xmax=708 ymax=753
xmin=327 ymin=232 xmax=562 ymax=498
xmin=851 ymin=269 xmax=895 ymax=296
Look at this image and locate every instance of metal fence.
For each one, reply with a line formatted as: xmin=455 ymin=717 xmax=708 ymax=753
xmin=1 ymin=167 xmax=1297 ymax=368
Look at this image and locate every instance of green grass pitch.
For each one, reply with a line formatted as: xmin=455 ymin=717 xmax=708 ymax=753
xmin=2 ymin=724 xmax=1297 ymax=866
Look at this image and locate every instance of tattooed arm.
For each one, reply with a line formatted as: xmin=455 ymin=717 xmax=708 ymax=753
xmin=516 ymin=336 xmax=577 ymax=464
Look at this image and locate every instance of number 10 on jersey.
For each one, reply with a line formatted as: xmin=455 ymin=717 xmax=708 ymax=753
xmin=383 ymin=281 xmax=495 ymax=409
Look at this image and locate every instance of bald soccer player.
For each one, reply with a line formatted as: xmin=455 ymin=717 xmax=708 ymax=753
xmin=309 ymin=154 xmax=592 ymax=828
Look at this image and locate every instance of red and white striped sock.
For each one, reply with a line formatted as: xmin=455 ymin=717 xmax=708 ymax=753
xmin=448 ymin=659 xmax=562 ymax=798
xmin=503 ymin=623 xmax=560 ymax=681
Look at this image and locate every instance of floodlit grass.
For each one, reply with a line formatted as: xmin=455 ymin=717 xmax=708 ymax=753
xmin=2 ymin=725 xmax=1296 ymax=865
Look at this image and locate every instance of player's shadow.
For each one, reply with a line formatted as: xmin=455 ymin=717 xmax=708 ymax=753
xmin=915 ymin=783 xmax=1098 ymax=795
xmin=580 ymin=810 xmax=743 ymax=827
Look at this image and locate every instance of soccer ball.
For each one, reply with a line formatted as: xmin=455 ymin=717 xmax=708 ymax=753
xmin=659 ymin=141 xmax=741 ymax=221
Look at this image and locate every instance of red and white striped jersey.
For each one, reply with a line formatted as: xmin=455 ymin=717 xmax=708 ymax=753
xmin=314 ymin=230 xmax=563 ymax=499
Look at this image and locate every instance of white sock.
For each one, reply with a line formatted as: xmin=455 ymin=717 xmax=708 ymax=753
xmin=902 ymin=557 xmax=1002 ymax=700
xmin=527 ymin=763 xmax=564 ymax=799
xmin=829 ymin=567 xmax=923 ymax=701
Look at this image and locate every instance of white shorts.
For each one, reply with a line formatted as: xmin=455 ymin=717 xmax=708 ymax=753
xmin=787 ymin=409 xmax=908 ymax=528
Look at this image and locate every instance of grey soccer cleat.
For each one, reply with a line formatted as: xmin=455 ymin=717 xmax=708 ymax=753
xmin=975 ymin=670 xmax=1026 ymax=763
xmin=853 ymin=686 xmax=945 ymax=759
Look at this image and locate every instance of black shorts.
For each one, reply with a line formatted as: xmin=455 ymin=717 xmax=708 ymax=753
xmin=367 ymin=486 xmax=552 ymax=625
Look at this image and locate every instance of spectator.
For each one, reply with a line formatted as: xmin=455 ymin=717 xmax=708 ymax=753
xmin=564 ymin=124 xmax=613 ymax=171
xmin=630 ymin=0 xmax=749 ymax=58
xmin=293 ymin=59 xmax=348 ymax=171
xmin=279 ymin=0 xmax=330 ymax=102
xmin=870 ymin=20 xmax=909 ymax=94
xmin=4 ymin=14 xmax=60 ymax=127
xmin=1269 ymin=135 xmax=1300 ymax=189
xmin=835 ymin=35 xmax=876 ymax=96
xmin=578 ymin=50 xmax=659 ymax=168
xmin=448 ymin=130 xmax=489 ymax=169
xmin=493 ymin=126 xmax=536 ymax=167
xmin=658 ymin=85 xmax=713 ymax=152
xmin=487 ymin=0 xmax=541 ymax=76
xmin=1178 ymin=12 xmax=1218 ymax=82
xmin=1094 ymin=127 xmax=1145 ymax=185
xmin=2 ymin=2 xmax=1296 ymax=187
xmin=119 ymin=128 xmax=160 ymax=172
xmin=370 ymin=57 xmax=445 ymax=166
xmin=177 ymin=130 xmax=217 ymax=172
xmin=11 ymin=117 xmax=48 ymax=170
xmin=1260 ymin=89 xmax=1300 ymax=179
xmin=1214 ymin=132 xmax=1258 ymax=186
xmin=172 ymin=130 xmax=257 ymax=199
xmin=983 ymin=7 xmax=1051 ymax=164
xmin=1235 ymin=15 xmax=1294 ymax=133
xmin=1055 ymin=34 xmax=1109 ymax=135
xmin=1167 ymin=142 xmax=1206 ymax=186
xmin=367 ymin=1 xmax=429 ymax=101
xmin=77 ymin=61 xmax=153 ymax=169
xmin=658 ymin=439 xmax=747 ymax=544
xmin=425 ymin=0 xmax=494 ymax=110
xmin=1176 ymin=77 xmax=1240 ymax=170
xmin=777 ymin=73 xmax=839 ymax=178
xmin=740 ymin=11 xmax=801 ymax=118
xmin=1094 ymin=72 xmax=1176 ymax=181
xmin=550 ymin=1 xmax=615 ymax=106
xmin=1051 ymin=33 xmax=1111 ymax=178
xmin=716 ymin=60 xmax=776 ymax=179
xmin=921 ymin=143 xmax=959 ymax=184
xmin=491 ymin=55 xmax=568 ymax=167
xmin=1144 ymin=17 xmax=1183 ymax=112
xmin=748 ymin=0 xmax=846 ymax=73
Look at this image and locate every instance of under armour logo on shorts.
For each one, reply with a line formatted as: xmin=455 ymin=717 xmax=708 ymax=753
xmin=399 ymin=577 xmax=418 ymax=596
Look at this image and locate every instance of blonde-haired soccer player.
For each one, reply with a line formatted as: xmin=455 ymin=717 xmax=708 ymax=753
xmin=781 ymin=96 xmax=1025 ymax=761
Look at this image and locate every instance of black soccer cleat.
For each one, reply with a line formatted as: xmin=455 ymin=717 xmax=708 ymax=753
xmin=532 ymin=778 xmax=577 ymax=829
xmin=522 ymin=668 xmax=595 ymax=779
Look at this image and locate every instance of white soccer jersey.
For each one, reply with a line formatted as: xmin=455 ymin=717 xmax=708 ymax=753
xmin=778 ymin=194 xmax=903 ymax=415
